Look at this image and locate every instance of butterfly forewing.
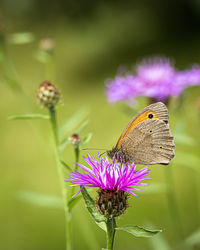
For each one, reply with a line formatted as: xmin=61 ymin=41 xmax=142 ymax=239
xmin=109 ymin=102 xmax=175 ymax=165
xmin=120 ymin=119 xmax=175 ymax=165
xmin=116 ymin=102 xmax=169 ymax=149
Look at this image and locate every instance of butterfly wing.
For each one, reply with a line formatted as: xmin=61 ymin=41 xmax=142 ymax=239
xmin=120 ymin=119 xmax=175 ymax=165
xmin=116 ymin=102 xmax=169 ymax=149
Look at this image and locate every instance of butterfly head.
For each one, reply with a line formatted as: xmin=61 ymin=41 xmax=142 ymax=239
xmin=107 ymin=148 xmax=130 ymax=164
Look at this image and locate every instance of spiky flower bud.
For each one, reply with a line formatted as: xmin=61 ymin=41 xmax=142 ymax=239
xmin=69 ymin=133 xmax=81 ymax=145
xmin=96 ymin=189 xmax=128 ymax=218
xmin=37 ymin=81 xmax=60 ymax=108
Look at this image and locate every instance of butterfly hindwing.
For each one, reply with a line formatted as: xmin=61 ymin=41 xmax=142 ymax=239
xmin=120 ymin=119 xmax=175 ymax=165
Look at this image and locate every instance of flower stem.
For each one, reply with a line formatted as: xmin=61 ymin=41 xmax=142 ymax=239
xmin=164 ymin=165 xmax=184 ymax=239
xmin=70 ymin=145 xmax=80 ymax=199
xmin=106 ymin=218 xmax=116 ymax=250
xmin=49 ymin=106 xmax=71 ymax=250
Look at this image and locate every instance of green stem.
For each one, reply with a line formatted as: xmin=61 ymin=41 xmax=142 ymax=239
xmin=164 ymin=166 xmax=184 ymax=239
xmin=106 ymin=218 xmax=116 ymax=250
xmin=70 ymin=145 xmax=80 ymax=199
xmin=49 ymin=106 xmax=72 ymax=250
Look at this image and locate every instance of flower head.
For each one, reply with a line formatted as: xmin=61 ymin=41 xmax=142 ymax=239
xmin=66 ymin=154 xmax=150 ymax=217
xmin=105 ymin=56 xmax=200 ymax=104
xmin=69 ymin=133 xmax=81 ymax=145
xmin=37 ymin=81 xmax=60 ymax=108
xmin=136 ymin=57 xmax=175 ymax=101
xmin=106 ymin=76 xmax=143 ymax=103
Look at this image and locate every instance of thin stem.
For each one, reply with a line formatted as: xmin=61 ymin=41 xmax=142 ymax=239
xmin=49 ymin=106 xmax=71 ymax=250
xmin=70 ymin=145 xmax=80 ymax=199
xmin=106 ymin=218 xmax=116 ymax=250
xmin=164 ymin=165 xmax=184 ymax=239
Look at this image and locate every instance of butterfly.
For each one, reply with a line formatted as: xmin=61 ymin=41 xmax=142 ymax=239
xmin=107 ymin=102 xmax=175 ymax=165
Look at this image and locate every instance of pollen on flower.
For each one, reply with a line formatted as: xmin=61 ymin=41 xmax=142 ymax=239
xmin=37 ymin=81 xmax=60 ymax=108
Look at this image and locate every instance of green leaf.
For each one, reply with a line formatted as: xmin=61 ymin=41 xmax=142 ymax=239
xmin=142 ymin=183 xmax=166 ymax=194
xmin=68 ymin=195 xmax=82 ymax=211
xmin=59 ymin=108 xmax=88 ymax=138
xmin=149 ymin=231 xmax=171 ymax=250
xmin=173 ymin=120 xmax=196 ymax=146
xmin=8 ymin=114 xmax=49 ymax=120
xmin=17 ymin=191 xmax=63 ymax=209
xmin=60 ymin=160 xmax=72 ymax=171
xmin=174 ymin=151 xmax=200 ymax=172
xmin=116 ymin=225 xmax=162 ymax=238
xmin=75 ymin=120 xmax=89 ymax=133
xmin=80 ymin=133 xmax=93 ymax=149
xmin=81 ymin=187 xmax=106 ymax=231
xmin=174 ymin=134 xmax=196 ymax=146
xmin=185 ymin=228 xmax=200 ymax=247
xmin=59 ymin=137 xmax=70 ymax=152
xmin=34 ymin=50 xmax=51 ymax=63
xmin=8 ymin=32 xmax=35 ymax=44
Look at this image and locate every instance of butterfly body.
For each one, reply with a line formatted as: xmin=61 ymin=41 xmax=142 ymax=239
xmin=107 ymin=102 xmax=175 ymax=165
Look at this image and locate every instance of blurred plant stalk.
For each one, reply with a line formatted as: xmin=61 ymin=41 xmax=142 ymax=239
xmin=49 ymin=105 xmax=72 ymax=250
xmin=0 ymin=24 xmax=22 ymax=91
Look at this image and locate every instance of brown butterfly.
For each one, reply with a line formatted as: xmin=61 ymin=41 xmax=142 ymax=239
xmin=107 ymin=102 xmax=175 ymax=165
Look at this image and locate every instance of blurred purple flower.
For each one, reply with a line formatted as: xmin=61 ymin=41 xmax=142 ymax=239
xmin=66 ymin=154 xmax=150 ymax=197
xmin=136 ymin=57 xmax=175 ymax=101
xmin=105 ymin=57 xmax=200 ymax=104
xmin=106 ymin=76 xmax=143 ymax=103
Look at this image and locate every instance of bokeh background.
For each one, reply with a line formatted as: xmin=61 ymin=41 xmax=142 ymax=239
xmin=1 ymin=0 xmax=200 ymax=249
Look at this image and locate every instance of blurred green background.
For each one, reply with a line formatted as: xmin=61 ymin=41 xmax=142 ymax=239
xmin=1 ymin=0 xmax=200 ymax=249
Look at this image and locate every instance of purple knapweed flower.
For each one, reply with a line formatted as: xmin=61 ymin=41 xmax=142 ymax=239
xmin=105 ymin=57 xmax=200 ymax=105
xmin=66 ymin=154 xmax=150 ymax=217
xmin=66 ymin=154 xmax=150 ymax=197
xmin=135 ymin=57 xmax=176 ymax=101
xmin=106 ymin=76 xmax=144 ymax=103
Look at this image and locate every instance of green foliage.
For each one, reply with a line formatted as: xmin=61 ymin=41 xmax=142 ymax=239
xmin=175 ymin=151 xmax=200 ymax=172
xmin=81 ymin=187 xmax=106 ymax=231
xmin=60 ymin=160 xmax=72 ymax=171
xmin=185 ymin=228 xmax=200 ymax=247
xmin=148 ymin=231 xmax=171 ymax=250
xmin=116 ymin=225 xmax=162 ymax=238
xmin=17 ymin=191 xmax=63 ymax=209
xmin=79 ymin=133 xmax=93 ymax=150
xmin=59 ymin=108 xmax=88 ymax=138
xmin=68 ymin=195 xmax=82 ymax=212
xmin=8 ymin=32 xmax=35 ymax=45
xmin=8 ymin=114 xmax=49 ymax=120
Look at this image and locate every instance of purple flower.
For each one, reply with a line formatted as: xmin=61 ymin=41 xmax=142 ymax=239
xmin=106 ymin=76 xmax=144 ymax=103
xmin=66 ymin=154 xmax=150 ymax=197
xmin=136 ymin=57 xmax=176 ymax=101
xmin=105 ymin=57 xmax=200 ymax=104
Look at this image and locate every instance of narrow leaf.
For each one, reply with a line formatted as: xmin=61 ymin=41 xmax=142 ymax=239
xmin=60 ymin=160 xmax=72 ymax=171
xmin=185 ymin=228 xmax=200 ymax=246
xmin=75 ymin=120 xmax=89 ymax=133
xmin=17 ymin=191 xmax=63 ymax=209
xmin=81 ymin=187 xmax=106 ymax=231
xmin=8 ymin=114 xmax=49 ymax=120
xmin=142 ymin=183 xmax=166 ymax=194
xmin=68 ymin=195 xmax=82 ymax=211
xmin=149 ymin=231 xmax=171 ymax=250
xmin=59 ymin=108 xmax=88 ymax=138
xmin=8 ymin=32 xmax=35 ymax=44
xmin=59 ymin=137 xmax=70 ymax=152
xmin=79 ymin=133 xmax=93 ymax=150
xmin=116 ymin=225 xmax=162 ymax=238
xmin=175 ymin=152 xmax=200 ymax=172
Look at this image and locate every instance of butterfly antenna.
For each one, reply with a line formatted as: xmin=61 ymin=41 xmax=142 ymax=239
xmin=100 ymin=151 xmax=107 ymax=157
xmin=82 ymin=147 xmax=108 ymax=151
